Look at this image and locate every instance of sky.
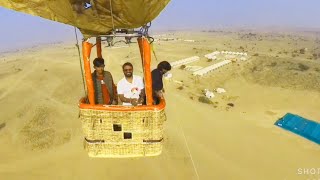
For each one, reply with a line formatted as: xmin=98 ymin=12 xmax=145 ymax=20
xmin=1 ymin=0 xmax=320 ymax=52
xmin=153 ymin=0 xmax=320 ymax=29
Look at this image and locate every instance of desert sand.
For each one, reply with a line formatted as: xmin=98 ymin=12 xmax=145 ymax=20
xmin=0 ymin=30 xmax=320 ymax=180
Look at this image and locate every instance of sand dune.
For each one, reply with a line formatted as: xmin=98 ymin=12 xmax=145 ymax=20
xmin=0 ymin=31 xmax=319 ymax=180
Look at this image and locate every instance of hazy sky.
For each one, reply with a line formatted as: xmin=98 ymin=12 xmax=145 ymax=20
xmin=153 ymin=0 xmax=320 ymax=29
xmin=1 ymin=0 xmax=320 ymax=51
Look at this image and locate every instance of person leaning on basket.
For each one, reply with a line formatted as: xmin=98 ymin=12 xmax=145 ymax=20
xmin=117 ymin=62 xmax=145 ymax=106
xmin=151 ymin=61 xmax=172 ymax=104
xmin=92 ymin=57 xmax=118 ymax=105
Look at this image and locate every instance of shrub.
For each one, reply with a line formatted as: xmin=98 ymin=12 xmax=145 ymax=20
xmin=227 ymin=103 xmax=234 ymax=107
xmin=269 ymin=62 xmax=277 ymax=67
xmin=179 ymin=65 xmax=186 ymax=70
xmin=251 ymin=66 xmax=258 ymax=72
xmin=298 ymin=63 xmax=309 ymax=71
xmin=312 ymin=53 xmax=318 ymax=59
xmin=177 ymin=86 xmax=184 ymax=90
xmin=198 ymin=96 xmax=213 ymax=104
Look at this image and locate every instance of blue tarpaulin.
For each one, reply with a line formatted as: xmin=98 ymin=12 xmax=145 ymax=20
xmin=275 ymin=113 xmax=320 ymax=145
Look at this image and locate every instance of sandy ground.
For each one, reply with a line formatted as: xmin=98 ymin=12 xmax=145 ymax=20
xmin=0 ymin=31 xmax=320 ymax=180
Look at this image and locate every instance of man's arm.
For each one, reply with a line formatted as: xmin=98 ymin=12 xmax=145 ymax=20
xmin=152 ymin=70 xmax=163 ymax=92
xmin=138 ymin=88 xmax=145 ymax=104
xmin=118 ymin=94 xmax=138 ymax=105
xmin=112 ymin=83 xmax=118 ymax=104
xmin=154 ymin=90 xmax=163 ymax=98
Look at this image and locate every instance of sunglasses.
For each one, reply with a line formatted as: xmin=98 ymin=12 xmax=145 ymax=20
xmin=123 ymin=68 xmax=133 ymax=71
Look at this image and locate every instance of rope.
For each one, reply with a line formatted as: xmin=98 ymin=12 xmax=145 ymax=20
xmin=109 ymin=0 xmax=115 ymax=31
xmin=151 ymin=43 xmax=159 ymax=62
xmin=74 ymin=27 xmax=88 ymax=98
xmin=177 ymin=117 xmax=200 ymax=180
xmin=107 ymin=0 xmax=117 ymax=47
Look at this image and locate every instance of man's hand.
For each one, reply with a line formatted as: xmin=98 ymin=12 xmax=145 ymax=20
xmin=138 ymin=97 xmax=144 ymax=104
xmin=155 ymin=91 xmax=163 ymax=98
xmin=130 ymin=98 xmax=139 ymax=106
xmin=112 ymin=100 xmax=118 ymax=105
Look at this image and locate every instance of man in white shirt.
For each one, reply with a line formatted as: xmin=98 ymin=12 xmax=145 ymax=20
xmin=117 ymin=62 xmax=145 ymax=106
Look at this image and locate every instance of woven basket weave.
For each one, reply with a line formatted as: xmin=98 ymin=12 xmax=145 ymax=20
xmin=80 ymin=108 xmax=166 ymax=157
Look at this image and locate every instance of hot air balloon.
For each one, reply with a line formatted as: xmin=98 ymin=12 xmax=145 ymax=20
xmin=0 ymin=0 xmax=170 ymax=158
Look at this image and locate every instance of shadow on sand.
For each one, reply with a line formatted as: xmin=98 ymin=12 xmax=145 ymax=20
xmin=0 ymin=123 xmax=6 ymax=131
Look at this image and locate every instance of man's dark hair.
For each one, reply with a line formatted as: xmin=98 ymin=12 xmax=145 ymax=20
xmin=122 ymin=62 xmax=133 ymax=69
xmin=157 ymin=61 xmax=171 ymax=71
xmin=93 ymin=57 xmax=105 ymax=67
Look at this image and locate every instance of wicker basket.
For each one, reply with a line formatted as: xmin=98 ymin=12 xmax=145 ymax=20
xmin=80 ymin=107 xmax=166 ymax=158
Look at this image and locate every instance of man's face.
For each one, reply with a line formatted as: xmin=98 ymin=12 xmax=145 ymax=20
xmin=94 ymin=65 xmax=105 ymax=74
xmin=123 ymin=65 xmax=133 ymax=78
xmin=161 ymin=69 xmax=168 ymax=75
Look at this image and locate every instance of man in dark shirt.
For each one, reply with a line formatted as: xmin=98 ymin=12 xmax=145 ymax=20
xmin=151 ymin=61 xmax=171 ymax=104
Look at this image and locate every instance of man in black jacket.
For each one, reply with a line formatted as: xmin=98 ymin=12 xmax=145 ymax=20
xmin=151 ymin=61 xmax=171 ymax=104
